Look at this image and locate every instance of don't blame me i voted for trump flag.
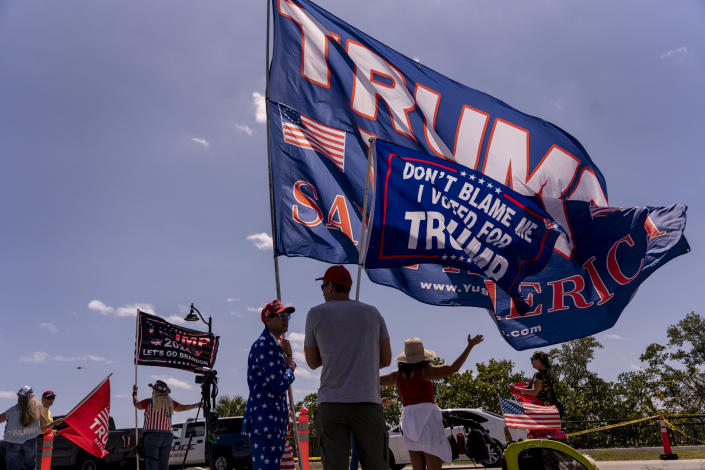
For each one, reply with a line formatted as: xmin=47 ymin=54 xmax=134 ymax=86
xmin=365 ymin=140 xmax=563 ymax=309
xmin=267 ymin=0 xmax=690 ymax=349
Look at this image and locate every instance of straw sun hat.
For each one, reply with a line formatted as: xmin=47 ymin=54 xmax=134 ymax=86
xmin=395 ymin=337 xmax=435 ymax=363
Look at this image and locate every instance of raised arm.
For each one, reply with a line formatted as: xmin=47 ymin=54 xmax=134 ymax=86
xmin=422 ymin=334 xmax=484 ymax=381
xmin=174 ymin=401 xmax=202 ymax=412
xmin=0 ymin=412 xmax=6 ymax=424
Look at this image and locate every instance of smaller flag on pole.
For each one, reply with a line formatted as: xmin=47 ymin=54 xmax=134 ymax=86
xmin=500 ymin=397 xmax=561 ymax=429
xmin=57 ymin=376 xmax=112 ymax=458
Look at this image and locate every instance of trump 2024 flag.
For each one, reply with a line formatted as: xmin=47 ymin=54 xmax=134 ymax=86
xmin=500 ymin=397 xmax=561 ymax=430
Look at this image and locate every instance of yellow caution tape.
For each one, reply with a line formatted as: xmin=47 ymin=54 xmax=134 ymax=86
xmin=661 ymin=416 xmax=705 ymax=445
xmin=565 ymin=414 xmax=659 ymax=437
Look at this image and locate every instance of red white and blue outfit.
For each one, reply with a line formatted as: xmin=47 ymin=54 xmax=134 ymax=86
xmin=243 ymin=329 xmax=295 ymax=469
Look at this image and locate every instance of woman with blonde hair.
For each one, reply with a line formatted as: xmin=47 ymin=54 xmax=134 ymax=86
xmin=133 ymin=380 xmax=201 ymax=470
xmin=381 ymin=334 xmax=484 ymax=470
xmin=0 ymin=386 xmax=60 ymax=470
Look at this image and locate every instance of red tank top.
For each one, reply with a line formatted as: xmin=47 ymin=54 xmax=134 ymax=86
xmin=397 ymin=370 xmax=435 ymax=406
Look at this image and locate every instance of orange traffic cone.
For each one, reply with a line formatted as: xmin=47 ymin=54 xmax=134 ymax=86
xmin=296 ymin=408 xmax=310 ymax=470
xmin=40 ymin=430 xmax=54 ymax=470
xmin=659 ymin=414 xmax=678 ymax=460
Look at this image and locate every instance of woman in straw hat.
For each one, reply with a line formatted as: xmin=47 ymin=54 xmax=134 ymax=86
xmin=380 ymin=334 xmax=483 ymax=470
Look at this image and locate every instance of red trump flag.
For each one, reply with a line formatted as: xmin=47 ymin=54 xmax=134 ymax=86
xmin=57 ymin=376 xmax=111 ymax=458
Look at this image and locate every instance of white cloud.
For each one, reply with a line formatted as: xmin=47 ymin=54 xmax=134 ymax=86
xmin=552 ymin=101 xmax=565 ymax=110
xmin=20 ymin=351 xmax=49 ymax=363
xmin=288 ymin=332 xmax=305 ymax=347
xmin=151 ymin=375 xmax=194 ymax=390
xmin=226 ymin=297 xmax=239 ymax=303
xmin=191 ymin=137 xmax=210 ymax=148
xmin=234 ymin=124 xmax=254 ymax=136
xmin=660 ymin=47 xmax=687 ymax=61
xmin=116 ymin=303 xmax=155 ymax=317
xmin=54 ymin=354 xmax=107 ymax=362
xmin=629 ymin=364 xmax=643 ymax=371
xmin=247 ymin=306 xmax=261 ymax=312
xmin=40 ymin=322 xmax=59 ymax=334
xmin=0 ymin=391 xmax=17 ymax=400
xmin=114 ymin=393 xmax=130 ymax=399
xmin=88 ymin=299 xmax=114 ymax=315
xmin=229 ymin=311 xmax=243 ymax=317
xmin=164 ymin=315 xmax=186 ymax=325
xmin=606 ymin=333 xmax=623 ymax=340
xmin=293 ymin=368 xmax=319 ymax=380
xmin=247 ymin=232 xmax=273 ymax=251
xmin=253 ymin=92 xmax=266 ymax=123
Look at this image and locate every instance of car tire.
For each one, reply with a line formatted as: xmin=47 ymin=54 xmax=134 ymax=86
xmin=213 ymin=453 xmax=233 ymax=470
xmin=448 ymin=435 xmax=459 ymax=460
xmin=479 ymin=438 xmax=503 ymax=467
xmin=388 ymin=449 xmax=404 ymax=470
xmin=78 ymin=454 xmax=102 ymax=470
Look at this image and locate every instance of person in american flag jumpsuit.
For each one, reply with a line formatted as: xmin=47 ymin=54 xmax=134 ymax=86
xmin=243 ymin=300 xmax=296 ymax=470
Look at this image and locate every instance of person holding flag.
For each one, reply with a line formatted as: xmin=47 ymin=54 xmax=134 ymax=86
xmin=510 ymin=351 xmax=562 ymax=415
xmin=132 ymin=380 xmax=202 ymax=470
xmin=0 ymin=386 xmax=60 ymax=470
xmin=242 ymin=299 xmax=296 ymax=470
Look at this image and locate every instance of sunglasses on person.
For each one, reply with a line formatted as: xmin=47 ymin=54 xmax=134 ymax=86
xmin=44 ymin=396 xmax=55 ymax=400
xmin=320 ymin=281 xmax=330 ymax=290
xmin=269 ymin=312 xmax=292 ymax=321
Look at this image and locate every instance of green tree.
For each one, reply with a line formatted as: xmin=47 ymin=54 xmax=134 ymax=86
xmin=435 ymin=358 xmax=522 ymax=413
xmin=546 ymin=336 xmax=614 ymax=421
xmin=216 ymin=394 xmax=247 ymax=417
xmin=639 ymin=311 xmax=705 ymax=413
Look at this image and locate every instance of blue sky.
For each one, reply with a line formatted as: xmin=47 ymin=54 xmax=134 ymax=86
xmin=1 ymin=0 xmax=703 ymax=430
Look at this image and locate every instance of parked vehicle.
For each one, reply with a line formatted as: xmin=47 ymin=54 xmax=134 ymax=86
xmin=0 ymin=415 xmax=141 ymax=470
xmin=388 ymin=407 xmax=527 ymax=469
xmin=169 ymin=416 xmax=251 ymax=470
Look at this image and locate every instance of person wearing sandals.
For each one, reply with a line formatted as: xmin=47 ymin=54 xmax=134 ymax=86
xmin=380 ymin=334 xmax=484 ymax=470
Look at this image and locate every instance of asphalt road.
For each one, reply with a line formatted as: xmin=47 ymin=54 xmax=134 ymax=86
xmin=185 ymin=461 xmax=705 ymax=470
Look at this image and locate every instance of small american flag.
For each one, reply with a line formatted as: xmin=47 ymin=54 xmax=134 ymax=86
xmin=281 ymin=106 xmax=347 ymax=172
xmin=500 ymin=397 xmax=561 ymax=429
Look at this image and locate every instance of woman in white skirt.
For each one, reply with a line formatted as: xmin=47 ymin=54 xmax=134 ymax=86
xmin=381 ymin=334 xmax=484 ymax=470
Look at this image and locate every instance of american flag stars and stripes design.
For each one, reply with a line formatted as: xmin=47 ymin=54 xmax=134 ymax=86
xmin=280 ymin=105 xmax=347 ymax=172
xmin=500 ymin=398 xmax=561 ymax=429
xmin=140 ymin=398 xmax=180 ymax=431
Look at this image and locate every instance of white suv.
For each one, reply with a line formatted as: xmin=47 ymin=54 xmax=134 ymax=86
xmin=387 ymin=408 xmax=527 ymax=469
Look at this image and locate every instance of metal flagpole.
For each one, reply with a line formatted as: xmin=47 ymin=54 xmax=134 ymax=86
xmin=264 ymin=0 xmax=282 ymax=301
xmin=355 ymin=138 xmax=376 ymax=301
xmin=264 ymin=2 xmax=303 ymax=469
xmin=134 ymin=311 xmax=141 ymax=470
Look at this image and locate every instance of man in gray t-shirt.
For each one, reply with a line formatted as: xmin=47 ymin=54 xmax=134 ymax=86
xmin=305 ymin=265 xmax=392 ymax=470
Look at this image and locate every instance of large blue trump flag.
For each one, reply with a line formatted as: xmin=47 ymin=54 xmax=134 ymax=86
xmin=267 ymin=0 xmax=689 ymax=349
xmin=366 ymin=140 xmax=564 ymax=309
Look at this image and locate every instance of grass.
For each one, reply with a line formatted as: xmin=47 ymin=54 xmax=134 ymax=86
xmin=581 ymin=448 xmax=705 ymax=461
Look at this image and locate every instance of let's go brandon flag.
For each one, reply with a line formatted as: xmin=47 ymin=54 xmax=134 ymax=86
xmin=135 ymin=311 xmax=219 ymax=373
xmin=267 ymin=0 xmax=689 ymax=349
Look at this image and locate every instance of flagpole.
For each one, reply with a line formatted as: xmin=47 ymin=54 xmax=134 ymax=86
xmin=63 ymin=373 xmax=112 ymax=420
xmin=265 ymin=2 xmax=302 ymax=469
xmin=355 ymin=138 xmax=376 ymax=301
xmin=264 ymin=0 xmax=282 ymax=301
xmin=134 ymin=310 xmax=141 ymax=470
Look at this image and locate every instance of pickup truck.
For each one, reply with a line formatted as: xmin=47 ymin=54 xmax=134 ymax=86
xmin=0 ymin=416 xmax=141 ymax=470
xmin=169 ymin=416 xmax=251 ymax=470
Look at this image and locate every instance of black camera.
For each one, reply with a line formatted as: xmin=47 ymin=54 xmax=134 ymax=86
xmin=195 ymin=369 xmax=218 ymax=385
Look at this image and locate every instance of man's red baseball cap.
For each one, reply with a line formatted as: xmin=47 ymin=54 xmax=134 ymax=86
xmin=316 ymin=265 xmax=353 ymax=287
xmin=261 ymin=299 xmax=295 ymax=324
xmin=42 ymin=390 xmax=56 ymax=399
